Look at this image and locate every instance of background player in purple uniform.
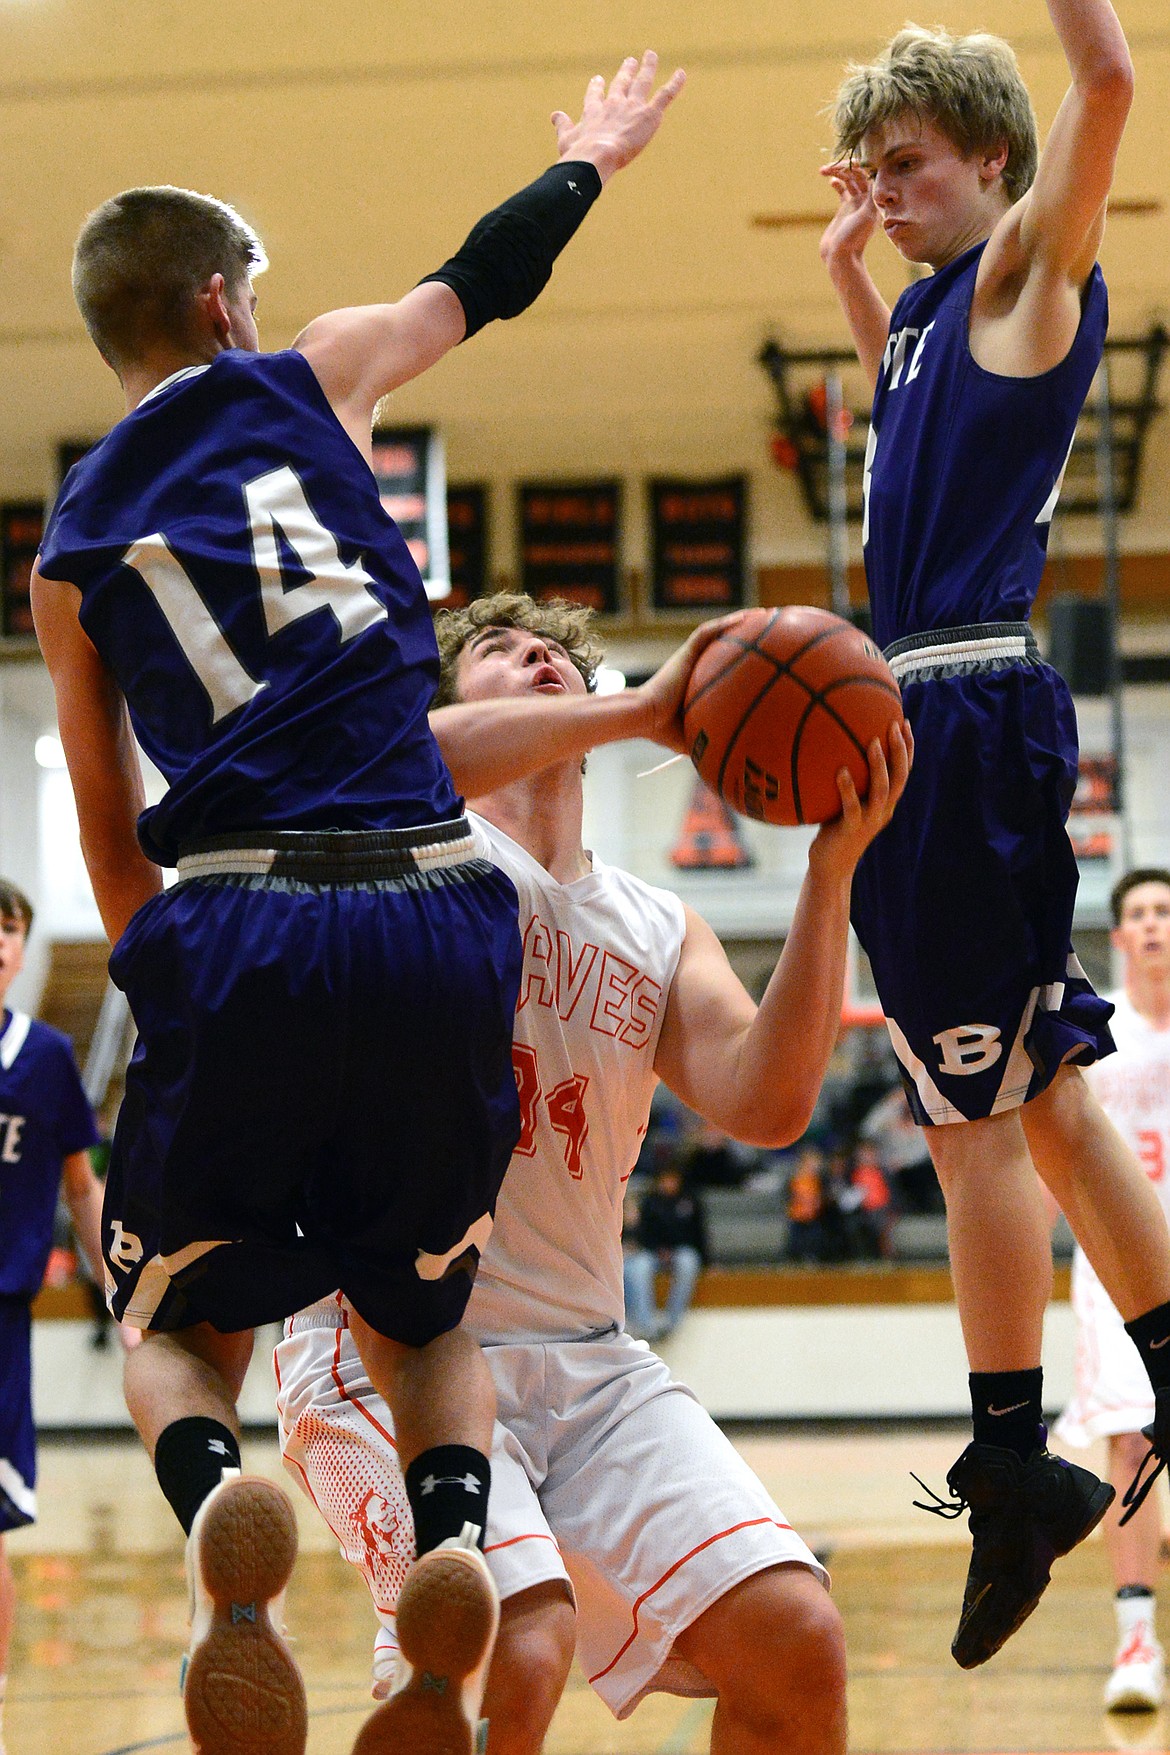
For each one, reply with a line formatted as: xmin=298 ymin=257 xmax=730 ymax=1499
xmin=0 ymin=880 xmax=102 ymax=1755
xmin=30 ymin=54 xmax=692 ymax=1755
xmin=817 ymin=0 xmax=1170 ymax=1671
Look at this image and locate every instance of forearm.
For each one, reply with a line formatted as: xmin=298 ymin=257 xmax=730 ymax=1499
xmin=733 ymin=857 xmax=853 ymax=1138
xmin=825 ymin=256 xmax=890 ymax=391
xmin=81 ymin=825 xmax=162 ymax=945
xmin=64 ymin=1163 xmax=105 ymax=1282
xmin=431 ymin=688 xmax=655 ymax=796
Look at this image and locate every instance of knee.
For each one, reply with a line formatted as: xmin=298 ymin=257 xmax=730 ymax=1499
xmin=484 ymin=1589 xmax=575 ymax=1755
xmin=748 ymin=1578 xmax=846 ymax=1724
xmin=686 ymin=1567 xmax=847 ymax=1731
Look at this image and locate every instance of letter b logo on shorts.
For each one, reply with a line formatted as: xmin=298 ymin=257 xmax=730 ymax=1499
xmin=108 ymin=1218 xmax=144 ymax=1271
xmin=933 ymin=1024 xmax=1003 ymax=1076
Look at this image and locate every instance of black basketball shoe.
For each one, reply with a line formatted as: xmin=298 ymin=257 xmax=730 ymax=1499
xmin=1120 ymin=1385 xmax=1170 ymax=1527
xmin=914 ymin=1441 xmax=1115 ymax=1669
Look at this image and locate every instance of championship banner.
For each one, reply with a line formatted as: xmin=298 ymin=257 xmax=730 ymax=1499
xmin=651 ymin=477 xmax=747 ymax=612
xmin=0 ymin=503 xmax=43 ymax=637
xmin=446 ymin=485 xmax=488 ymax=607
xmin=519 ymin=481 xmax=621 ymax=614
xmin=371 ymin=426 xmax=450 ymax=601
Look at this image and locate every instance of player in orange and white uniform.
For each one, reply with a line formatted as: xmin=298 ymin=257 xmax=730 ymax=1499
xmin=1058 ymin=869 xmax=1170 ymax=1711
xmin=274 ymin=592 xmax=910 ymax=1755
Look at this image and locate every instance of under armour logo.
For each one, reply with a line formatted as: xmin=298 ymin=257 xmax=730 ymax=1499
xmin=231 ymin=1602 xmax=257 ymax=1625
xmin=422 ymin=1673 xmax=448 ymax=1694
xmin=933 ymin=1024 xmax=1003 ymax=1077
xmin=418 ymin=1473 xmax=482 ymax=1496
xmin=108 ymin=1218 xmax=144 ymax=1270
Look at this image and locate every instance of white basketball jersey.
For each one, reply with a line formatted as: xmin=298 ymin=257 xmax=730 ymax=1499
xmin=465 ymin=812 xmax=686 ymax=1343
xmin=1085 ymin=991 xmax=1170 ymax=1209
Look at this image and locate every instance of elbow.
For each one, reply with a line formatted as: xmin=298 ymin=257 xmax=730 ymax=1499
xmin=738 ymin=1091 xmax=819 ymax=1152
xmin=1083 ymin=51 xmax=1135 ymax=113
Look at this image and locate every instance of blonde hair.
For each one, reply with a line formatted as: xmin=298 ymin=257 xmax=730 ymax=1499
xmin=832 ymin=24 xmax=1038 ymax=202
xmin=433 ymin=592 xmax=602 ymax=706
xmin=73 ymin=186 xmax=266 ymax=368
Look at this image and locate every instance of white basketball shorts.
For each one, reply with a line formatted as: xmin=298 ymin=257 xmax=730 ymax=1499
xmin=274 ymin=1321 xmax=827 ymax=1719
xmin=1056 ymin=1246 xmax=1154 ymax=1448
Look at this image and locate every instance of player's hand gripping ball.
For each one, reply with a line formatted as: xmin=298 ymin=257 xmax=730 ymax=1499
xmin=683 ymin=606 xmax=903 ymax=825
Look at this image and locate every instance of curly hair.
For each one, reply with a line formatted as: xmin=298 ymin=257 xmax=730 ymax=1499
xmin=432 ymin=592 xmax=603 ymax=707
xmin=831 ymin=24 xmax=1038 ymax=204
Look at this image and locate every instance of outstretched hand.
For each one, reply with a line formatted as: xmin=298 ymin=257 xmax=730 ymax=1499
xmin=553 ymin=51 xmax=686 ymax=186
xmin=819 ymin=160 xmax=880 ymax=269
xmin=809 ymin=719 xmax=913 ymax=878
xmin=632 ymin=611 xmax=750 ymax=753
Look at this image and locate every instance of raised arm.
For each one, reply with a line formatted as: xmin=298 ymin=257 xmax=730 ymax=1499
xmin=819 ymin=162 xmax=891 ymax=392
xmin=298 ymin=51 xmax=685 ymax=459
xmin=655 ymin=726 xmax=910 ymax=1145
xmin=430 ymin=614 xmax=736 ymax=797
xmin=1012 ymin=0 xmax=1133 ymax=280
xmin=30 ymin=568 xmax=162 ymax=945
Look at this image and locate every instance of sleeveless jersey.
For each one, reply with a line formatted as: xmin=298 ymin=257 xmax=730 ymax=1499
xmin=38 ymin=351 xmax=459 ymax=866
xmin=0 ymin=1010 xmax=100 ymax=1298
xmin=862 ymin=243 xmax=1108 ymax=647
xmin=463 ymin=814 xmax=686 ymax=1343
xmin=1084 ymin=991 xmax=1170 ymax=1211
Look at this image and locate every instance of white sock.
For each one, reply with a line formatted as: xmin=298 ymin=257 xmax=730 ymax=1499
xmin=1116 ymin=1592 xmax=1158 ymax=1651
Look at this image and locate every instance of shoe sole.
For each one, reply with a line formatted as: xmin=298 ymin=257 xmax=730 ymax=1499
xmin=184 ymin=1477 xmax=307 ymax=1755
xmin=952 ymin=1479 xmax=1115 ymax=1670
xmin=1106 ymin=1686 xmax=1163 ymax=1712
xmin=350 ymin=1548 xmax=496 ymax=1755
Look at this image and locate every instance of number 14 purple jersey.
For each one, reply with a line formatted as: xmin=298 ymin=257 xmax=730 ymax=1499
xmin=862 ymin=241 xmax=1107 ymax=648
xmin=39 ymin=350 xmax=459 ymax=866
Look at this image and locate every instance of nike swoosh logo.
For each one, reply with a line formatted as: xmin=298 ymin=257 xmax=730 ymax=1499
xmin=1150 ymin=1334 xmax=1170 ymax=1349
xmin=988 ymin=1401 xmax=1030 ymax=1416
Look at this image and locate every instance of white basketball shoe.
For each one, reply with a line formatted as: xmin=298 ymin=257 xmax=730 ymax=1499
xmin=1105 ymin=1616 xmax=1166 ymax=1713
xmin=182 ymin=1472 xmax=307 ymax=1754
xmin=350 ymin=1524 xmax=498 ymax=1755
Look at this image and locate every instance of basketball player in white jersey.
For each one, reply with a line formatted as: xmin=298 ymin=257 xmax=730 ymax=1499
xmin=1057 ymin=869 xmax=1170 ymax=1711
xmin=274 ymin=593 xmax=909 ymax=1754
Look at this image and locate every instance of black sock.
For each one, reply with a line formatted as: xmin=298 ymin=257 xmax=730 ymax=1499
xmin=405 ymin=1445 xmax=491 ymax=1555
xmin=1125 ymin=1302 xmax=1170 ymax=1392
xmin=969 ymin=1368 xmax=1044 ymax=1460
xmin=153 ymin=1416 xmax=241 ymax=1536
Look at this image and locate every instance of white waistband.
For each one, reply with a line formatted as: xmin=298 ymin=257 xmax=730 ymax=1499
xmin=887 ymin=631 xmax=1031 ymax=684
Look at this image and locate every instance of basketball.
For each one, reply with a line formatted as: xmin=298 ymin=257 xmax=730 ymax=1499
xmin=683 ymin=606 xmax=903 ymax=826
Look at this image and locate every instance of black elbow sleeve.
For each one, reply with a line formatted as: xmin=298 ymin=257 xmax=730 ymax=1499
xmin=419 ymin=160 xmax=603 ymax=339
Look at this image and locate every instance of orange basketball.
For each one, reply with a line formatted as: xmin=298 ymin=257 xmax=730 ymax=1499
xmin=683 ymin=606 xmax=903 ymax=826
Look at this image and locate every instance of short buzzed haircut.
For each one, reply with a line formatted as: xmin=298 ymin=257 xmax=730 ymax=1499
xmin=832 ymin=25 xmax=1039 ymax=205
xmin=72 ymin=186 xmax=266 ymax=370
xmin=0 ymin=879 xmax=34 ymax=935
xmin=433 ymin=592 xmax=603 ymax=707
xmin=1111 ymin=868 xmax=1170 ymax=926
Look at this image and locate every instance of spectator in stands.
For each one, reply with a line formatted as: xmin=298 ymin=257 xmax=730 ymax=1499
xmin=860 ymin=1084 xmax=942 ymax=1214
xmin=623 ymin=1159 xmax=708 ymax=1340
xmin=785 ymin=1141 xmax=828 ymax=1264
xmin=683 ymin=1117 xmax=756 ymax=1189
xmin=851 ymin=1142 xmax=894 ymax=1259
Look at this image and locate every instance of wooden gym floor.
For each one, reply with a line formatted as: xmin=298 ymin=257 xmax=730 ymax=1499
xmin=7 ymin=1425 xmax=1162 ymax=1754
